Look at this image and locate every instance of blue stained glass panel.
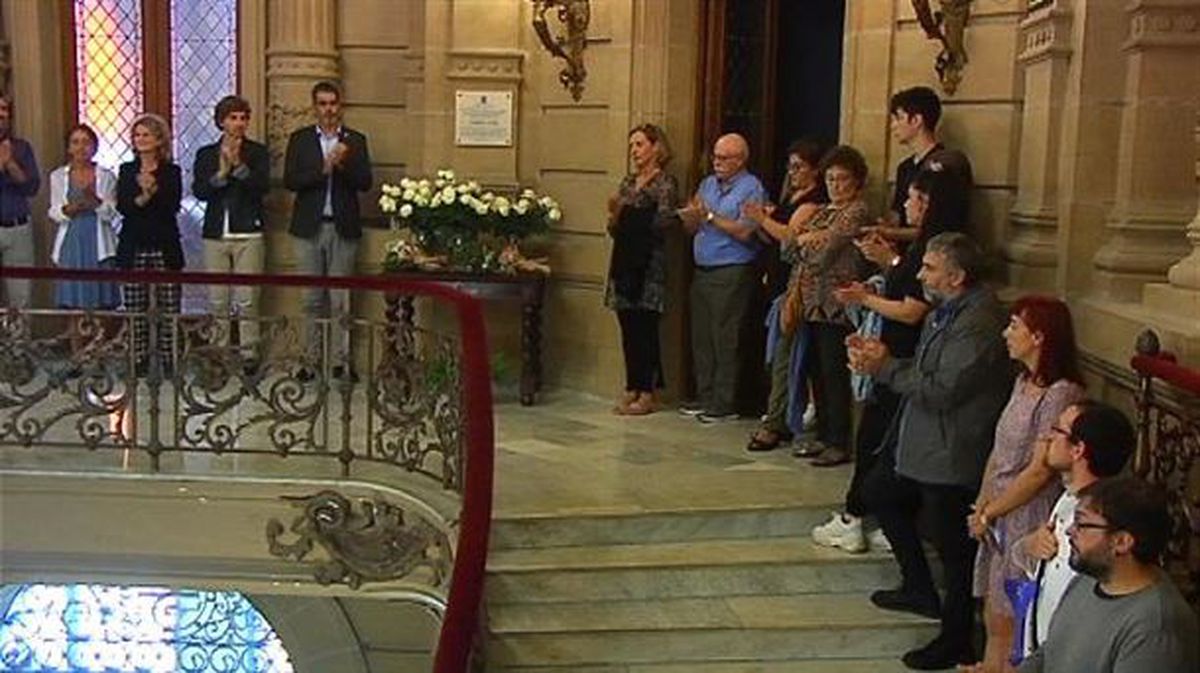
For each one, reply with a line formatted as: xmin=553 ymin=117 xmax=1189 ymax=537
xmin=0 ymin=584 xmax=294 ymax=673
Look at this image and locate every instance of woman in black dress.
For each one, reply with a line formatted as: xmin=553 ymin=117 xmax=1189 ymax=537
xmin=116 ymin=113 xmax=183 ymax=372
xmin=604 ymin=124 xmax=679 ymax=415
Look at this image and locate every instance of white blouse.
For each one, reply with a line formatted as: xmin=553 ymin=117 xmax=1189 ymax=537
xmin=48 ymin=164 xmax=120 ymax=265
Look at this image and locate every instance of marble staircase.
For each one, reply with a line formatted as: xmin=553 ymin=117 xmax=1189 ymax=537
xmin=484 ymin=506 xmax=938 ymax=672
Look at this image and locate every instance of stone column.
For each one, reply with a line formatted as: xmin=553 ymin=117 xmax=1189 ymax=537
xmin=1091 ymin=0 xmax=1200 ymax=301
xmin=265 ymin=0 xmax=338 ymax=177
xmin=1006 ymin=1 xmax=1073 ymax=292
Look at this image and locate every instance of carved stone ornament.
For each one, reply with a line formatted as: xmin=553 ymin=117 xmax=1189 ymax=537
xmin=912 ymin=0 xmax=972 ymax=95
xmin=531 ymin=0 xmax=590 ymax=101
xmin=266 ymin=490 xmax=451 ymax=589
xmin=266 ymin=102 xmax=313 ymax=172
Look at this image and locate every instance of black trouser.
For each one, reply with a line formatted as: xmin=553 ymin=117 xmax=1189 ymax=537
xmin=845 ymin=387 xmax=902 ymax=516
xmin=617 ymin=308 xmax=662 ymax=392
xmin=863 ymin=460 xmax=978 ymax=649
xmin=806 ymin=321 xmax=852 ymax=449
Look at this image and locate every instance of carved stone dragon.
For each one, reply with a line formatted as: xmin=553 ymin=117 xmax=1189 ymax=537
xmin=266 ymin=490 xmax=450 ymax=589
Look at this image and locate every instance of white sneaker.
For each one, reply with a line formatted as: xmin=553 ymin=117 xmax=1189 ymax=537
xmin=811 ymin=511 xmax=866 ymax=553
xmin=867 ymin=527 xmax=892 ymax=552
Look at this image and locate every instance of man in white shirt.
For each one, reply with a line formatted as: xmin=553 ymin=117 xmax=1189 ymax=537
xmin=1015 ymin=400 xmax=1135 ymax=656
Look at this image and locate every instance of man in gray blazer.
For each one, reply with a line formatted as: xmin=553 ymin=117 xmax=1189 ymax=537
xmin=284 ymin=80 xmax=373 ymax=380
xmin=849 ymin=232 xmax=1012 ymax=670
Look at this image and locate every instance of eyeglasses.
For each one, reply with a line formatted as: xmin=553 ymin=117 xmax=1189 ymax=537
xmin=1069 ymin=521 xmax=1114 ymax=533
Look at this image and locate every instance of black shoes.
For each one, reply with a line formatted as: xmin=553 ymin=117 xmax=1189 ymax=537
xmin=869 ymin=587 xmax=942 ymax=620
xmin=901 ymin=635 xmax=976 ymax=671
xmin=746 ymin=429 xmax=792 ymax=452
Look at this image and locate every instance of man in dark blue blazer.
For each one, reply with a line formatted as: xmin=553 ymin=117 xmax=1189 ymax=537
xmin=284 ymin=81 xmax=373 ymax=379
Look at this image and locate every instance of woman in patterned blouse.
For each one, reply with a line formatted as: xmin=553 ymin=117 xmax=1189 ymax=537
xmin=788 ymin=145 xmax=871 ymax=466
xmin=604 ymin=124 xmax=680 ymax=415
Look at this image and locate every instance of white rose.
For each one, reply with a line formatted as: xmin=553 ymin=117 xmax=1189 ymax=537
xmin=548 ymin=207 xmax=562 ymax=222
xmin=414 ymin=195 xmax=429 ymax=207
xmin=495 ymin=196 xmax=510 ymax=209
xmin=399 ymin=178 xmax=413 ymax=190
xmin=496 ymin=203 xmax=511 ymax=217
xmin=431 ymin=193 xmax=443 ymax=207
xmin=378 ymin=195 xmax=395 ymax=212
xmin=521 ymin=188 xmax=536 ymax=199
xmin=468 ymin=181 xmax=481 ymax=193
xmin=481 ymin=192 xmax=495 ymax=203
xmin=459 ymin=194 xmax=472 ymax=205
xmin=399 ymin=203 xmax=414 ymax=218
xmin=403 ymin=189 xmax=416 ymax=201
xmin=418 ymin=179 xmax=430 ymax=189
xmin=514 ymin=200 xmax=529 ymax=215
xmin=444 ymin=169 xmax=456 ymax=181
xmin=441 ymin=186 xmax=456 ymax=202
xmin=418 ymin=186 xmax=431 ymax=198
xmin=474 ymin=203 xmax=488 ymax=216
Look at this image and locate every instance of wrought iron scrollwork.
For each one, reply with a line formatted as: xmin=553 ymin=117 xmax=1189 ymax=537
xmin=177 ymin=316 xmax=326 ymax=455
xmin=265 ymin=489 xmax=450 ymax=590
xmin=531 ymin=0 xmax=591 ymax=101
xmin=0 ymin=310 xmax=134 ymax=449
xmin=1132 ymin=329 xmax=1200 ymax=607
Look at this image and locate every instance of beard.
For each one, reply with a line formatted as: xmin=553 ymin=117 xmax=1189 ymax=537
xmin=1068 ymin=541 xmax=1112 ymax=581
xmin=922 ymin=287 xmax=945 ymax=306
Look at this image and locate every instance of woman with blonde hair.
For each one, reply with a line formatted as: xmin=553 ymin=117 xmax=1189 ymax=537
xmin=604 ymin=123 xmax=679 ymax=414
xmin=116 ymin=113 xmax=183 ymax=373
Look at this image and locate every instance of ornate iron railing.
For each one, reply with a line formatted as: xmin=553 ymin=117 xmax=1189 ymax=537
xmin=0 ymin=266 xmax=495 ymax=673
xmin=1131 ymin=330 xmax=1200 ymax=608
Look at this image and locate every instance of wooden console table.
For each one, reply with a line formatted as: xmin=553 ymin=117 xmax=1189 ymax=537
xmin=384 ymin=271 xmax=547 ymax=406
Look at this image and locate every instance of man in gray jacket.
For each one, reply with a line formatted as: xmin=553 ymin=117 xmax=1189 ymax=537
xmin=849 ymin=231 xmax=1012 ymax=670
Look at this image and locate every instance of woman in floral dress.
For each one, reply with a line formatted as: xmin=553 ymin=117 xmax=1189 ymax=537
xmin=604 ymin=124 xmax=679 ymax=415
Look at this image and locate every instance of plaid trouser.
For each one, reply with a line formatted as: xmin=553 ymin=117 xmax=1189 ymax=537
xmin=122 ymin=250 xmax=180 ymax=367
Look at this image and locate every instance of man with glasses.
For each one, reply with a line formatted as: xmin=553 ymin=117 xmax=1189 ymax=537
xmin=1018 ymin=476 xmax=1198 ymax=672
xmin=677 ymin=133 xmax=765 ymax=423
xmin=0 ymin=95 xmax=40 ymax=308
xmin=1013 ymin=400 xmax=1134 ymax=659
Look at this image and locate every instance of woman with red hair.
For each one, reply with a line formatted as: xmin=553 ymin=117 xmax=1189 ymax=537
xmin=965 ymin=296 xmax=1085 ymax=672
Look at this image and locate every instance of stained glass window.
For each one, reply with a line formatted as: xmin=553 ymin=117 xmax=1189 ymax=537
xmin=170 ymin=0 xmax=240 ymax=307
xmin=73 ymin=0 xmax=240 ymax=310
xmin=0 ymin=584 xmax=295 ymax=672
xmin=73 ymin=0 xmax=145 ymax=170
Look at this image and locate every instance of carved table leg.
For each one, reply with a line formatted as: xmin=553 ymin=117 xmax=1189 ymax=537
xmin=519 ymin=278 xmax=545 ymax=406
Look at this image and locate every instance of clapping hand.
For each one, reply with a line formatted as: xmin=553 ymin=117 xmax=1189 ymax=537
xmin=136 ymin=170 xmax=157 ymax=194
xmin=219 ymin=138 xmax=242 ymax=175
xmin=846 ymin=334 xmax=889 ymax=375
xmin=0 ymin=139 xmax=12 ymax=169
xmin=677 ymin=195 xmax=706 ymax=233
xmin=742 ymin=201 xmax=775 ymax=225
xmin=855 ymin=232 xmax=898 ymax=267
xmin=1024 ymin=520 xmax=1059 ymax=561
xmin=833 ymin=281 xmax=873 ymax=307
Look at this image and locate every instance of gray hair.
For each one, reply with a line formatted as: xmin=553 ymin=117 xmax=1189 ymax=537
xmin=925 ymin=232 xmax=984 ymax=285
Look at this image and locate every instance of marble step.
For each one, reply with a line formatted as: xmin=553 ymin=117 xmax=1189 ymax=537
xmin=487 ymin=537 xmax=899 ymax=604
xmin=492 ymin=505 xmax=838 ymax=550
xmin=485 ymin=593 xmax=938 ymax=667
xmin=494 ymin=660 xmax=913 ymax=673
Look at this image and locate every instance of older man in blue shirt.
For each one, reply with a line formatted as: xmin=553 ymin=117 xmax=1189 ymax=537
xmin=0 ymin=94 xmax=40 ymax=308
xmin=678 ymin=133 xmax=765 ymax=423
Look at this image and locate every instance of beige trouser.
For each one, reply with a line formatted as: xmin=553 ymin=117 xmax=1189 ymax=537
xmin=203 ymin=236 xmax=264 ymax=346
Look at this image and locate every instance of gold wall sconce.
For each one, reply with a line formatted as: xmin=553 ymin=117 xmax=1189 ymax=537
xmin=912 ymin=0 xmax=972 ymax=95
xmin=531 ymin=0 xmax=591 ymax=101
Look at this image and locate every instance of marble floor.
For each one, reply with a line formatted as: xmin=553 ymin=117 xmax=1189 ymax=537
xmin=493 ymin=391 xmax=851 ymax=518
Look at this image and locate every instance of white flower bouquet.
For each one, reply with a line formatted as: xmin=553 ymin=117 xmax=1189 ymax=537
xmin=379 ymin=169 xmax=558 ymax=274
